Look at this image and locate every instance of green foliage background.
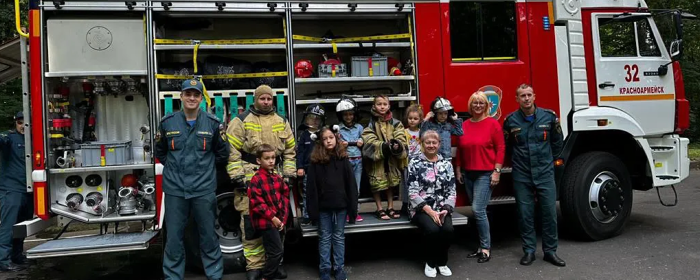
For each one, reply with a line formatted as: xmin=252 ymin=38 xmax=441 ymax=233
xmin=0 ymin=0 xmax=697 ymax=138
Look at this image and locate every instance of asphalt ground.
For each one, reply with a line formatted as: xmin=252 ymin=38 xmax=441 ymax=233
xmin=3 ymin=170 xmax=700 ymax=280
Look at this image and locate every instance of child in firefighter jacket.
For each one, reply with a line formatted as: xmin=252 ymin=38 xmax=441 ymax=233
xmin=362 ymin=94 xmax=409 ymax=220
xmin=249 ymin=144 xmax=289 ymax=280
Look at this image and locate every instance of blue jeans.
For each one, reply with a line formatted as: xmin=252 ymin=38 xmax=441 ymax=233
xmin=302 ymin=175 xmax=309 ymax=219
xmin=464 ymin=170 xmax=492 ymax=250
xmin=349 ymin=158 xmax=362 ymax=205
xmin=318 ymin=209 xmax=347 ymax=279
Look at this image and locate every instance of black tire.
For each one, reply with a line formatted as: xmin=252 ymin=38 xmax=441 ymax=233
xmin=560 ymin=151 xmax=634 ymax=241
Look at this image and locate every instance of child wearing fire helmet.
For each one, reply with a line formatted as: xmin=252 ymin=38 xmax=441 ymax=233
xmin=296 ymin=104 xmax=326 ymax=225
xmin=420 ymin=97 xmax=463 ymax=160
xmin=336 ymin=96 xmax=364 ymax=222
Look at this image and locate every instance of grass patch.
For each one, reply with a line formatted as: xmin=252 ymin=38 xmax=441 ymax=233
xmin=689 ymin=142 xmax=700 ymax=161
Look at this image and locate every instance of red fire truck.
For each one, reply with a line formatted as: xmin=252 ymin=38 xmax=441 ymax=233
xmin=12 ymin=0 xmax=694 ymax=273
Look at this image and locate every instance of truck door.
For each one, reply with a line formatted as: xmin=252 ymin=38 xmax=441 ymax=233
xmin=592 ymin=13 xmax=675 ymax=135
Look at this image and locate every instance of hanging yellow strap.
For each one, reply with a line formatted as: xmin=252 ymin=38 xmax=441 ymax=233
xmin=408 ymin=16 xmax=416 ymax=66
xmin=193 ymin=41 xmax=201 ymax=74
xmin=332 ymin=42 xmax=338 ymax=54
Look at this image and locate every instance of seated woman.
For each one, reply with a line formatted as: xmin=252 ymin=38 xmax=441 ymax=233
xmin=407 ymin=130 xmax=457 ymax=278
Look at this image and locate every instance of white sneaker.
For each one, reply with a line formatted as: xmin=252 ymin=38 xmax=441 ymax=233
xmin=424 ymin=263 xmax=437 ymax=278
xmin=438 ymin=266 xmax=452 ymax=276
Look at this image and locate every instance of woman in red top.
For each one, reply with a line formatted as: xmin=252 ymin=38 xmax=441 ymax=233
xmin=454 ymin=91 xmax=506 ymax=263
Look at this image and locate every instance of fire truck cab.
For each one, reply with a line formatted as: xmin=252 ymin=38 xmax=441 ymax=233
xmin=12 ymin=0 xmax=693 ymax=274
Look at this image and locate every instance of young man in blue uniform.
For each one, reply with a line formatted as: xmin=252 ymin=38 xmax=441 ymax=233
xmin=0 ymin=112 xmax=33 ymax=272
xmin=155 ymin=79 xmax=230 ymax=280
xmin=503 ymin=84 xmax=566 ymax=267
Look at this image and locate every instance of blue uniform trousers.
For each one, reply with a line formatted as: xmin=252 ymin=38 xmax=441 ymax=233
xmin=163 ymin=192 xmax=223 ymax=280
xmin=513 ymin=179 xmax=558 ymax=254
xmin=0 ymin=191 xmax=33 ymax=266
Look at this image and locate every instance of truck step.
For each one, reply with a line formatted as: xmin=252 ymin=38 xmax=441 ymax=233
xmin=489 ymin=196 xmax=516 ymax=205
xmin=656 ymin=175 xmax=680 ymax=180
xmin=26 ymin=231 xmax=159 ymax=259
xmin=300 ymin=211 xmax=468 ymax=237
xmin=650 ymin=146 xmax=676 ymax=152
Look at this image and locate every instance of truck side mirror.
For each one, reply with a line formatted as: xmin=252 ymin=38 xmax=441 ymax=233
xmin=669 ymin=40 xmax=681 ymax=61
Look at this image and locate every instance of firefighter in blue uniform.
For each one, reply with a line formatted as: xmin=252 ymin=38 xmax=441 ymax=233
xmin=0 ymin=112 xmax=33 ymax=272
xmin=155 ymin=79 xmax=229 ymax=280
xmin=503 ymin=84 xmax=566 ymax=267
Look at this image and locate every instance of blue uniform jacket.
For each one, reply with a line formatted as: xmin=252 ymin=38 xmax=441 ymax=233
xmin=503 ymin=106 xmax=564 ymax=184
xmin=296 ymin=129 xmax=315 ymax=171
xmin=339 ymin=123 xmax=364 ymax=158
xmin=0 ymin=130 xmax=26 ymax=193
xmin=155 ymin=110 xmax=229 ymax=198
xmin=419 ymin=118 xmax=464 ymax=159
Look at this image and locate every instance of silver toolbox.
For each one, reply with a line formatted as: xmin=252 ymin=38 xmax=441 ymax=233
xmin=46 ymin=18 xmax=147 ymax=74
xmin=318 ymin=63 xmax=348 ymax=78
xmin=351 ymin=56 xmax=388 ymax=77
xmin=80 ymin=141 xmax=133 ymax=167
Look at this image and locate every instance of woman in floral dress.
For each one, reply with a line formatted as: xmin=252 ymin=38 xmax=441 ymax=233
xmin=407 ymin=130 xmax=457 ymax=278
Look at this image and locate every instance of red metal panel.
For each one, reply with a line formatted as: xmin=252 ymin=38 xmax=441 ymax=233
xmin=155 ymin=173 xmax=163 ymax=226
xmin=526 ymin=2 xmax=560 ymax=116
xmin=29 ymin=9 xmax=50 ymax=219
xmin=673 ymin=61 xmax=689 ymax=133
xmin=415 ymin=3 xmax=445 ymax=110
xmin=438 ymin=2 xmax=531 ymax=118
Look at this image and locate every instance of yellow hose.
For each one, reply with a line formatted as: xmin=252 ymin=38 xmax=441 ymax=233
xmin=15 ymin=0 xmax=28 ymax=38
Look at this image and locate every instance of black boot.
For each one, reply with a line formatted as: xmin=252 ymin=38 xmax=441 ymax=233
xmin=246 ymin=269 xmax=262 ymax=280
xmin=275 ymin=265 xmax=288 ymax=279
xmin=543 ymin=252 xmax=566 ymax=267
xmin=520 ymin=253 xmax=535 ymax=266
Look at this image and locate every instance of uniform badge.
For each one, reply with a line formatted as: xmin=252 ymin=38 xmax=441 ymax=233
xmin=190 ymin=80 xmax=198 ymax=86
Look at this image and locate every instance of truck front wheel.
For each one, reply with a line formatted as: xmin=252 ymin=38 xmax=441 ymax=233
xmin=185 ymin=192 xmax=246 ymax=274
xmin=560 ymin=151 xmax=634 ymax=241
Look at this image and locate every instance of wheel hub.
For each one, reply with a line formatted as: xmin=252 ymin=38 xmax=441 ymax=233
xmin=214 ymin=193 xmax=243 ymax=253
xmin=589 ymin=171 xmax=623 ymax=223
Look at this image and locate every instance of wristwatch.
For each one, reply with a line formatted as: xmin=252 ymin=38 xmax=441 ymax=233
xmin=494 ymin=168 xmax=502 ymax=173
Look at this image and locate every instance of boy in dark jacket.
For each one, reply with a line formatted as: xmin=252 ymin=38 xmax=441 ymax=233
xmin=296 ymin=104 xmax=326 ymax=225
xmin=249 ymin=144 xmax=290 ymax=280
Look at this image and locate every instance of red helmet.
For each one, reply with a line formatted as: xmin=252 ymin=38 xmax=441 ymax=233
xmin=295 ymin=59 xmax=313 ymax=78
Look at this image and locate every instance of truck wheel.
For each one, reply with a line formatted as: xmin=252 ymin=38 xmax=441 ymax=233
xmin=185 ymin=192 xmax=246 ymax=274
xmin=560 ymin=151 xmax=633 ymax=241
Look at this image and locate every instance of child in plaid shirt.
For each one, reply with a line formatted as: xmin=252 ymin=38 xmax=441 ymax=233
xmin=249 ymin=144 xmax=289 ymax=280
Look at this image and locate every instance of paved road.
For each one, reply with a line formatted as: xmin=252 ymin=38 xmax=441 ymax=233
xmin=5 ymin=171 xmax=700 ymax=280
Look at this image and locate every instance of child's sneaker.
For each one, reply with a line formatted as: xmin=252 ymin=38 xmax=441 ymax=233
xmin=356 ymin=214 xmax=363 ymax=222
xmin=438 ymin=266 xmax=452 ymax=276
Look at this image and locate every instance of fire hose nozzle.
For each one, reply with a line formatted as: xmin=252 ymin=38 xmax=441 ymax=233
xmin=118 ymin=187 xmax=137 ymax=198
xmin=66 ymin=193 xmax=84 ymax=210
